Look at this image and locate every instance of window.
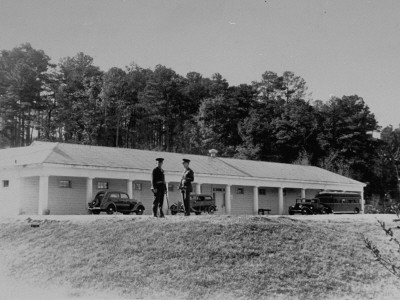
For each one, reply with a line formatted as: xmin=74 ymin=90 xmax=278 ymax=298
xmin=237 ymin=187 xmax=244 ymax=194
xmin=3 ymin=180 xmax=9 ymax=188
xmin=109 ymin=192 xmax=119 ymax=199
xmin=97 ymin=181 xmax=109 ymax=189
xmin=259 ymin=188 xmax=266 ymax=195
xmin=58 ymin=180 xmax=71 ymax=188
xmin=213 ymin=188 xmax=226 ymax=192
xmin=134 ymin=183 xmax=142 ymax=191
xmin=120 ymin=193 xmax=129 ymax=199
xmin=168 ymin=184 xmax=174 ymax=192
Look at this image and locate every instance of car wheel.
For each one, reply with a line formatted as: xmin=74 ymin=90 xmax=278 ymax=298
xmin=92 ymin=210 xmax=100 ymax=215
xmin=354 ymin=207 xmax=360 ymax=214
xmin=170 ymin=205 xmax=178 ymax=215
xmin=106 ymin=205 xmax=115 ymax=215
xmin=321 ymin=208 xmax=329 ymax=214
xmin=135 ymin=208 xmax=144 ymax=215
xmin=207 ymin=206 xmax=216 ymax=214
xmin=302 ymin=208 xmax=312 ymax=215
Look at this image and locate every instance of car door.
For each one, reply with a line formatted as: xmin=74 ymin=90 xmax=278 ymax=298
xmin=195 ymin=195 xmax=205 ymax=209
xmin=108 ymin=192 xmax=120 ymax=210
xmin=118 ymin=192 xmax=130 ymax=211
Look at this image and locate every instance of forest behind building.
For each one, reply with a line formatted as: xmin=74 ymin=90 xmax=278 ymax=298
xmin=1 ymin=43 xmax=399 ymax=203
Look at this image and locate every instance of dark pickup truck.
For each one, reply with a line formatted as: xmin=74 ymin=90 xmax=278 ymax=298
xmin=288 ymin=198 xmax=333 ymax=215
xmin=170 ymin=194 xmax=217 ymax=215
xmin=88 ymin=191 xmax=145 ymax=215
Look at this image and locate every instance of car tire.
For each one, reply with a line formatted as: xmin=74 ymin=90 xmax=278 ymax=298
xmin=135 ymin=208 xmax=144 ymax=215
xmin=354 ymin=208 xmax=360 ymax=214
xmin=207 ymin=206 xmax=216 ymax=214
xmin=170 ymin=205 xmax=178 ymax=215
xmin=92 ymin=210 xmax=100 ymax=215
xmin=106 ymin=205 xmax=115 ymax=215
xmin=321 ymin=208 xmax=329 ymax=214
xmin=301 ymin=208 xmax=311 ymax=215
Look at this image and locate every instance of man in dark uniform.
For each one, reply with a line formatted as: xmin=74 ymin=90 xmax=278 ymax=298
xmin=179 ymin=158 xmax=194 ymax=216
xmin=151 ymin=158 xmax=167 ymax=218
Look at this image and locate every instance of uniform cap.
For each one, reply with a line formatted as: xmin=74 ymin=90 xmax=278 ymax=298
xmin=182 ymin=159 xmax=190 ymax=164
xmin=156 ymin=158 xmax=164 ymax=162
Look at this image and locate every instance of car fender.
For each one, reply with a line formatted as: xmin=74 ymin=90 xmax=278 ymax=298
xmin=106 ymin=202 xmax=117 ymax=210
xmin=131 ymin=202 xmax=145 ymax=212
xmin=99 ymin=198 xmax=112 ymax=209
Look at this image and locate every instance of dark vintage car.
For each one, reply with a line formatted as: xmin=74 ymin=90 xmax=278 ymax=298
xmin=170 ymin=194 xmax=217 ymax=215
xmin=288 ymin=198 xmax=333 ymax=215
xmin=88 ymin=191 xmax=145 ymax=215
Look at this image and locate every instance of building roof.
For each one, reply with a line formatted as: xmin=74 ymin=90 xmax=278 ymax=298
xmin=0 ymin=141 xmax=364 ymax=186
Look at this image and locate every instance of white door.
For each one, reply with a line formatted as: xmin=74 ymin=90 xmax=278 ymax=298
xmin=213 ymin=192 xmax=225 ymax=215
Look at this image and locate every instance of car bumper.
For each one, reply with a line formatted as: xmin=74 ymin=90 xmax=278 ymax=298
xmin=88 ymin=207 xmax=101 ymax=211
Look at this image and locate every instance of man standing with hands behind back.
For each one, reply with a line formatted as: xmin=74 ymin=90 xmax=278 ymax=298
xmin=180 ymin=158 xmax=194 ymax=216
xmin=152 ymin=158 xmax=167 ymax=218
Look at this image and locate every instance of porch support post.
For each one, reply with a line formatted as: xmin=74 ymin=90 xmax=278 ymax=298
xmin=196 ymin=182 xmax=201 ymax=194
xmin=253 ymin=186 xmax=259 ymax=215
xmin=38 ymin=176 xmax=49 ymax=215
xmin=127 ymin=179 xmax=133 ymax=199
xmin=14 ymin=177 xmax=23 ymax=215
xmin=225 ymin=184 xmax=232 ymax=215
xmin=278 ymin=187 xmax=284 ymax=215
xmin=86 ymin=177 xmax=94 ymax=205
xmin=301 ymin=188 xmax=306 ymax=199
xmin=360 ymin=190 xmax=365 ymax=214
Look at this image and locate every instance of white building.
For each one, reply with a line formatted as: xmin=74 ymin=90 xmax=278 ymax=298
xmin=0 ymin=142 xmax=365 ymax=216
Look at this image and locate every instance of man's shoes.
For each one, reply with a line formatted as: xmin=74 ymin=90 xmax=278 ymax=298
xmin=159 ymin=214 xmax=165 ymax=218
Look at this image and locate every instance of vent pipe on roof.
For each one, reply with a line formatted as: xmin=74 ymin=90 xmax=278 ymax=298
xmin=209 ymin=149 xmax=218 ymax=157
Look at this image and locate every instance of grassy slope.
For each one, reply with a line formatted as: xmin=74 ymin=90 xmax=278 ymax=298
xmin=0 ymin=215 xmax=399 ymax=300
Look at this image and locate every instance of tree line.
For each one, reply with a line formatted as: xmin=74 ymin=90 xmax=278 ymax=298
xmin=1 ymin=43 xmax=399 ymax=202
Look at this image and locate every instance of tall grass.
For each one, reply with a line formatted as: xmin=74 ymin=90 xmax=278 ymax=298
xmin=0 ymin=215 xmax=398 ymax=299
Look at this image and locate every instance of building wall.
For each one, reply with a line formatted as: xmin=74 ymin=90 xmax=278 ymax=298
xmin=48 ymin=177 xmax=87 ymax=215
xmin=306 ymin=189 xmax=322 ymax=199
xmin=93 ymin=178 xmax=127 ymax=195
xmin=205 ymin=184 xmax=226 ymax=215
xmin=166 ymin=181 xmax=182 ymax=207
xmin=231 ymin=185 xmax=253 ymax=215
xmin=259 ymin=187 xmax=279 ymax=215
xmin=0 ymin=177 xmax=19 ymax=215
xmin=1 ymin=164 xmax=364 ymax=216
xmin=284 ymin=188 xmax=302 ymax=215
xmin=201 ymin=183 xmax=212 ymax=195
xmin=132 ymin=180 xmax=154 ymax=215
xmin=20 ymin=177 xmax=39 ymax=215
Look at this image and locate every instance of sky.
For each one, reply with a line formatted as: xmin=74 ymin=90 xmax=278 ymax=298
xmin=1 ymin=0 xmax=399 ymax=128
